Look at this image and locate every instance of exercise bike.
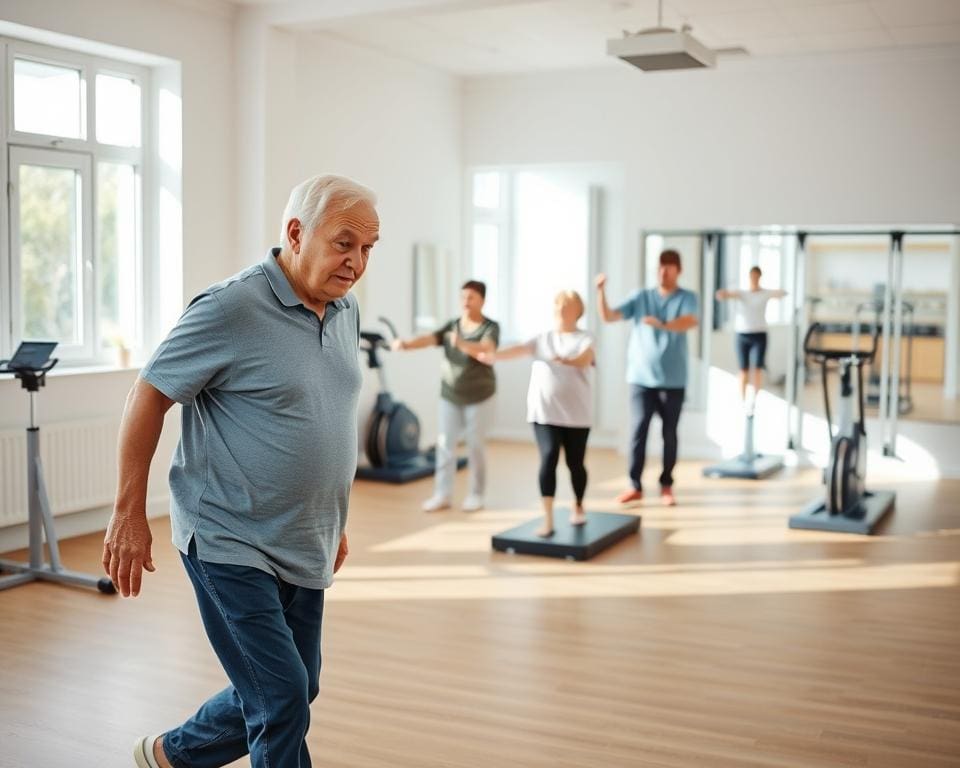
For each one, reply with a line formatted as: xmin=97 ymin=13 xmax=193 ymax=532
xmin=789 ymin=322 xmax=895 ymax=534
xmin=355 ymin=317 xmax=465 ymax=483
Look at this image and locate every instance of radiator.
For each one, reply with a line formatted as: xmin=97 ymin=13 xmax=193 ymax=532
xmin=0 ymin=420 xmax=119 ymax=526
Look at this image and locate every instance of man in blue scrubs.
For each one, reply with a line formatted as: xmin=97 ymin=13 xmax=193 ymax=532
xmin=103 ymin=175 xmax=379 ymax=768
xmin=597 ymin=249 xmax=699 ymax=507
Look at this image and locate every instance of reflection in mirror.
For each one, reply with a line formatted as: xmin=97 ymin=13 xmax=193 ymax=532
xmin=413 ymin=242 xmax=447 ymax=333
xmin=713 ymin=232 xmax=795 ymax=404
xmin=803 ymin=233 xmax=959 ymax=424
xmin=645 ymin=227 xmax=959 ymax=466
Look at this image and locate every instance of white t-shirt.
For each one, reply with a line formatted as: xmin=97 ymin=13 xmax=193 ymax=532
xmin=526 ymin=330 xmax=594 ymax=428
xmin=731 ymin=289 xmax=779 ymax=333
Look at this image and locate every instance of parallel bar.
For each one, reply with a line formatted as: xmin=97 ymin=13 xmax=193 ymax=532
xmin=877 ymin=236 xmax=895 ymax=452
xmin=786 ymin=233 xmax=807 ymax=450
xmin=886 ymin=233 xmax=905 ymax=457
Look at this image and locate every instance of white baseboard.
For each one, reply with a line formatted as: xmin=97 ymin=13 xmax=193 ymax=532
xmin=0 ymin=495 xmax=169 ymax=555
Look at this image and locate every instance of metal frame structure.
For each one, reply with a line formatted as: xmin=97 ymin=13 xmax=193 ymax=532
xmin=0 ymin=349 xmax=115 ymax=593
xmin=640 ymin=226 xmax=960 ymax=463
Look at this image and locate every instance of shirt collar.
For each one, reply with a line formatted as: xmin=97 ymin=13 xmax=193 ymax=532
xmin=263 ymin=247 xmax=349 ymax=311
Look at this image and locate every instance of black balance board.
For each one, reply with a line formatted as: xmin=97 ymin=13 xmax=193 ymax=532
xmin=492 ymin=511 xmax=640 ymax=561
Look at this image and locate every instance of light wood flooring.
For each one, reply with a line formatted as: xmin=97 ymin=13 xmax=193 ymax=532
xmin=1 ymin=443 xmax=959 ymax=767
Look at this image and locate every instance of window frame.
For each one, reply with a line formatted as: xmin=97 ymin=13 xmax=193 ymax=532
xmin=466 ymin=168 xmax=512 ymax=332
xmin=2 ymin=36 xmax=150 ymax=366
xmin=9 ymin=146 xmax=94 ymax=359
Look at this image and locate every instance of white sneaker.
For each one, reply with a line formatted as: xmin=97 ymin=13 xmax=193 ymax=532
xmin=422 ymin=495 xmax=451 ymax=512
xmin=462 ymin=494 xmax=484 ymax=512
xmin=133 ymin=735 xmax=163 ymax=768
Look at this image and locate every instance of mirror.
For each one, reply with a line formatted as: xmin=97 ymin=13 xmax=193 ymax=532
xmin=412 ymin=242 xmax=448 ymax=334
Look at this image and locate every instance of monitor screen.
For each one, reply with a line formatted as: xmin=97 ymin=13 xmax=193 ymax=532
xmin=8 ymin=341 xmax=57 ymax=370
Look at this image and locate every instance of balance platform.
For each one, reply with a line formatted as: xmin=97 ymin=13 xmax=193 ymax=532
xmin=789 ymin=490 xmax=895 ymax=535
xmin=703 ymin=453 xmax=784 ymax=480
xmin=356 ymin=454 xmax=466 ymax=484
xmin=491 ymin=511 xmax=640 ymax=561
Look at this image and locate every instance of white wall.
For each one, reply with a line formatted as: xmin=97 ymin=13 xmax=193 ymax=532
xmin=0 ymin=0 xmax=238 ymax=544
xmin=236 ymin=25 xmax=463 ymax=446
xmin=463 ymin=45 xmax=960 ymax=472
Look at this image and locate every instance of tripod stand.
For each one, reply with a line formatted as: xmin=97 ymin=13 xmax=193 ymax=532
xmin=0 ymin=349 xmax=116 ymax=593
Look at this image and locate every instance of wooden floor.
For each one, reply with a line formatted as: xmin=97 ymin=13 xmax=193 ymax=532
xmin=2 ymin=442 xmax=959 ymax=768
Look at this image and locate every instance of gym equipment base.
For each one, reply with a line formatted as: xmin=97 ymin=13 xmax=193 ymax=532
xmin=492 ymin=512 xmax=640 ymax=561
xmin=0 ymin=559 xmax=115 ymax=593
xmin=703 ymin=453 xmax=783 ymax=480
xmin=789 ymin=490 xmax=895 ymax=534
xmin=356 ymin=454 xmax=466 ymax=483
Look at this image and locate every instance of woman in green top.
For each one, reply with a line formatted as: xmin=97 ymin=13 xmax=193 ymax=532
xmin=392 ymin=280 xmax=500 ymax=511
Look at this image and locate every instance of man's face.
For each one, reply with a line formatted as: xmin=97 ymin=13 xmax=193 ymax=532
xmin=659 ymin=263 xmax=680 ymax=290
xmin=287 ymin=199 xmax=379 ymax=304
xmin=461 ymin=288 xmax=485 ymax=314
xmin=749 ymin=270 xmax=761 ymax=289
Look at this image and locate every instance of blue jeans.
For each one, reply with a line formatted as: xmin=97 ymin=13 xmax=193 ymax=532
xmin=629 ymin=385 xmax=685 ymax=491
xmin=163 ymin=539 xmax=325 ymax=768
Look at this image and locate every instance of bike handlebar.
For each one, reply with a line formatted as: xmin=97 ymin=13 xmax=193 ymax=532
xmin=802 ymin=322 xmax=879 ymax=363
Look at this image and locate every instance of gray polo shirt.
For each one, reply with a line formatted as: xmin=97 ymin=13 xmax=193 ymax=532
xmin=142 ymin=248 xmax=362 ymax=589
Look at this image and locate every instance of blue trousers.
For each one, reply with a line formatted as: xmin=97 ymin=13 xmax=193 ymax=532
xmin=163 ymin=539 xmax=325 ymax=768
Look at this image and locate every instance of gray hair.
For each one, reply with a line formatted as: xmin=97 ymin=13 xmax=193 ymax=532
xmin=280 ymin=175 xmax=377 ymax=246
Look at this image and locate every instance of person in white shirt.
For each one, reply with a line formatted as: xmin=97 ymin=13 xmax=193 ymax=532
xmin=715 ymin=266 xmax=787 ymax=406
xmin=480 ymin=291 xmax=595 ymax=537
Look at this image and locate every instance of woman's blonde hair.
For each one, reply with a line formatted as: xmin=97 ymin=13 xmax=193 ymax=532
xmin=555 ymin=290 xmax=584 ymax=320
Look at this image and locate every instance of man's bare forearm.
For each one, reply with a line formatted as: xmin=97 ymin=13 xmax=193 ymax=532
xmin=597 ymin=289 xmax=621 ymax=323
xmin=662 ymin=316 xmax=699 ymax=333
xmin=115 ymin=378 xmax=175 ymax=516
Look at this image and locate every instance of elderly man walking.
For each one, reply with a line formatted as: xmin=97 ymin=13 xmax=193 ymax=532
xmin=102 ymin=175 xmax=380 ymax=768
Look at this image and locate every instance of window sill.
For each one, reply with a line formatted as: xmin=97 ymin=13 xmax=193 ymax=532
xmin=46 ymin=363 xmax=142 ymax=377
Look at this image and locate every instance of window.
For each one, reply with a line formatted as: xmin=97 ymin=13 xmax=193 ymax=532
xmin=2 ymin=39 xmax=148 ymax=364
xmin=467 ymin=168 xmax=595 ymax=341
xmin=14 ymin=58 xmax=84 ymax=139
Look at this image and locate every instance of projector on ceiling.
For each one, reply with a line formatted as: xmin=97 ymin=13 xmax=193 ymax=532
xmin=607 ymin=28 xmax=716 ymax=71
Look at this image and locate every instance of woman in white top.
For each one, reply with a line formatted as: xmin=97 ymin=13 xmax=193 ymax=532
xmin=481 ymin=291 xmax=595 ymax=537
xmin=715 ymin=266 xmax=787 ymax=404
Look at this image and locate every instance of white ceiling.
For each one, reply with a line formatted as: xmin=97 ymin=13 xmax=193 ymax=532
xmin=230 ymin=0 xmax=960 ymax=75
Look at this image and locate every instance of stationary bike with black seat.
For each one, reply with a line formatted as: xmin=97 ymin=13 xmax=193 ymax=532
xmin=789 ymin=322 xmax=895 ymax=534
xmin=356 ymin=317 xmax=465 ymax=483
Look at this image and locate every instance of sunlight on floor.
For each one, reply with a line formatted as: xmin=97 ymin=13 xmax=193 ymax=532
xmin=328 ymin=561 xmax=959 ymax=602
xmin=338 ymin=558 xmax=867 ymax=581
xmin=704 ymin=365 xmax=944 ymax=480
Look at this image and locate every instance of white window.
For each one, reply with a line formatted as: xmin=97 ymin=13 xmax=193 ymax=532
xmin=467 ymin=167 xmax=595 ymax=341
xmin=2 ymin=38 xmax=148 ymax=365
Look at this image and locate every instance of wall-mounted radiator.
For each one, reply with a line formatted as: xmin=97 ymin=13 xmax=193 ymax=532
xmin=0 ymin=420 xmax=120 ymax=527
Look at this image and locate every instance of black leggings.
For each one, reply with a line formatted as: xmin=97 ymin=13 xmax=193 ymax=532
xmin=532 ymin=423 xmax=590 ymax=502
